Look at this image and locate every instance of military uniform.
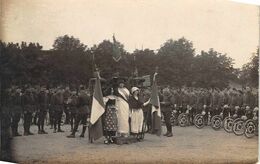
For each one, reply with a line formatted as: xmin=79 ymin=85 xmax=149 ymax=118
xmin=210 ymin=91 xmax=217 ymax=116
xmin=67 ymin=90 xmax=91 ymax=138
xmin=243 ymin=91 xmax=255 ymax=119
xmin=10 ymin=89 xmax=23 ymax=136
xmin=37 ymin=89 xmax=49 ymax=134
xmin=23 ymin=89 xmax=36 ymax=135
xmin=49 ymin=90 xmax=55 ymax=129
xmin=222 ymin=92 xmax=231 ymax=119
xmin=69 ymin=93 xmax=78 ymax=132
xmin=53 ymin=90 xmax=64 ymax=133
xmin=140 ymin=88 xmax=152 ymax=132
xmin=188 ymin=92 xmax=197 ymax=124
xmin=63 ymin=88 xmax=71 ymax=124
xmin=161 ymin=88 xmax=173 ymax=137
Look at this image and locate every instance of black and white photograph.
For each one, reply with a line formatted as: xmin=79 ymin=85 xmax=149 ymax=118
xmin=0 ymin=0 xmax=259 ymax=163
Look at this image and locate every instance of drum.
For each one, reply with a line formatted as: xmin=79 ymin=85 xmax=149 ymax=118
xmin=232 ymin=118 xmax=245 ymax=136
xmin=194 ymin=114 xmax=205 ymax=129
xmin=178 ymin=113 xmax=189 ymax=127
xmin=211 ymin=115 xmax=222 ymax=130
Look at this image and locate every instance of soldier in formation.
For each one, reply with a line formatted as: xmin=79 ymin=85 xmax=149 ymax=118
xmin=2 ymin=83 xmax=258 ymax=140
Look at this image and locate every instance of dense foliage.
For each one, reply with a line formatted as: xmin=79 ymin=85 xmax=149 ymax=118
xmin=0 ymin=35 xmax=258 ymax=89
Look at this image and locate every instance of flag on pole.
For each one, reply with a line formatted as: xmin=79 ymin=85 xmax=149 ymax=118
xmin=112 ymin=34 xmax=122 ymax=62
xmin=89 ymin=72 xmax=105 ymax=141
xmin=150 ymin=72 xmax=162 ymax=136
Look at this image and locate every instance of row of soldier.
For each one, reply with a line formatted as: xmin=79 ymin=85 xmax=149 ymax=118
xmin=157 ymin=86 xmax=258 ymax=136
xmin=2 ymin=85 xmax=91 ymax=137
xmin=1 ymin=84 xmax=258 ymax=138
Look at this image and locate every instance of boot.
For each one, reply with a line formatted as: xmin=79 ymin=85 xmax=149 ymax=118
xmin=41 ymin=130 xmax=48 ymax=134
xmin=57 ymin=128 xmax=64 ymax=132
xmin=163 ymin=132 xmax=169 ymax=136
xmin=14 ymin=132 xmax=22 ymax=137
xmin=166 ymin=132 xmax=173 ymax=137
xmin=80 ymin=126 xmax=87 ymax=137
xmin=28 ymin=131 xmax=34 ymax=135
xmin=67 ymin=133 xmax=75 ymax=138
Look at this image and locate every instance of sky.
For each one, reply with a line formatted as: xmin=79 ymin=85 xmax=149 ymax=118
xmin=1 ymin=0 xmax=259 ymax=68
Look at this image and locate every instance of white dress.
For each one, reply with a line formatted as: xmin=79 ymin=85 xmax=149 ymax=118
xmin=116 ymin=88 xmax=130 ymax=134
xmin=130 ymin=97 xmax=144 ymax=134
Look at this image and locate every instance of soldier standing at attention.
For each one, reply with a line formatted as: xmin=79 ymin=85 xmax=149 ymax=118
xmin=37 ymin=86 xmax=49 ymax=134
xmin=161 ymin=87 xmax=173 ymax=137
xmin=49 ymin=88 xmax=56 ymax=129
xmin=53 ymin=87 xmax=64 ymax=133
xmin=23 ymin=87 xmax=35 ymax=135
xmin=11 ymin=88 xmax=23 ymax=136
xmin=63 ymin=86 xmax=71 ymax=125
xmin=67 ymin=85 xmax=91 ymax=138
xmin=68 ymin=88 xmax=78 ymax=132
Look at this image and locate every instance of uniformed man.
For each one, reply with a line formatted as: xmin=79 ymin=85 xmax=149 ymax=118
xmin=32 ymin=86 xmax=39 ymax=125
xmin=203 ymin=90 xmax=211 ymax=125
xmin=63 ymin=86 xmax=71 ymax=124
xmin=53 ymin=87 xmax=64 ymax=133
xmin=222 ymin=89 xmax=231 ymax=119
xmin=37 ymin=86 xmax=49 ymax=134
xmin=23 ymin=87 xmax=36 ymax=135
xmin=10 ymin=88 xmax=23 ymax=136
xmin=243 ymin=87 xmax=255 ymax=119
xmin=188 ymin=89 xmax=197 ymax=125
xmin=161 ymin=87 xmax=173 ymax=137
xmin=140 ymin=87 xmax=152 ymax=132
xmin=68 ymin=89 xmax=78 ymax=132
xmin=49 ymin=88 xmax=55 ymax=129
xmin=67 ymin=85 xmax=91 ymax=138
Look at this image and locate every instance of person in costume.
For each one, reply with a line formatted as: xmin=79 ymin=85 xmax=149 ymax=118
xmin=129 ymin=87 xmax=150 ymax=140
xmin=103 ymin=95 xmax=118 ymax=144
xmin=115 ymin=79 xmax=130 ymax=137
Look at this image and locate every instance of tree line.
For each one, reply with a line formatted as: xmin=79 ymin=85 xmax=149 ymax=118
xmin=0 ymin=35 xmax=258 ymax=89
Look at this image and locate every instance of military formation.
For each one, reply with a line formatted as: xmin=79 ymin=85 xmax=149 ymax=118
xmin=1 ymin=84 xmax=91 ymax=137
xmin=157 ymin=86 xmax=258 ymax=137
xmin=1 ymin=83 xmax=258 ymax=140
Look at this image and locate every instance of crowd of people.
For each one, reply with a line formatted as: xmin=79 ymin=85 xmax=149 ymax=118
xmin=1 ymin=79 xmax=259 ymax=144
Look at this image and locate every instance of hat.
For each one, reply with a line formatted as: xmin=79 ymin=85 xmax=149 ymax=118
xmin=131 ymin=87 xmax=139 ymax=94
xmin=118 ymin=79 xmax=125 ymax=84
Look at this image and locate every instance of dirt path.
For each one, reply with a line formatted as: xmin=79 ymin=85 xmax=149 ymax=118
xmin=11 ymin=124 xmax=258 ymax=163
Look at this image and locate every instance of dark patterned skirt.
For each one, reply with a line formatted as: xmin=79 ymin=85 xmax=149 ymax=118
xmin=103 ymin=106 xmax=118 ymax=131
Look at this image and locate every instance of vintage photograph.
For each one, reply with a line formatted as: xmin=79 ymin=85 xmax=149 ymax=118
xmin=0 ymin=0 xmax=259 ymax=163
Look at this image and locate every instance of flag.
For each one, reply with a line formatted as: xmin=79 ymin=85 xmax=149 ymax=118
xmin=89 ymin=73 xmax=105 ymax=141
xmin=150 ymin=73 xmax=162 ymax=136
xmin=112 ymin=35 xmax=122 ymax=62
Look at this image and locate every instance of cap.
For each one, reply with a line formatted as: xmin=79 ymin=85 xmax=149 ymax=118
xmin=131 ymin=87 xmax=139 ymax=94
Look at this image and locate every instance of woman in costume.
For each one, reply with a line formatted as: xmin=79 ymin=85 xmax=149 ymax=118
xmin=103 ymin=95 xmax=118 ymax=144
xmin=129 ymin=87 xmax=150 ymax=140
xmin=115 ymin=79 xmax=130 ymax=137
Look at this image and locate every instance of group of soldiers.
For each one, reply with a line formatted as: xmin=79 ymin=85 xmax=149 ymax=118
xmin=1 ymin=84 xmax=91 ymax=138
xmin=157 ymin=86 xmax=258 ymax=136
xmin=1 ymin=83 xmax=258 ymax=139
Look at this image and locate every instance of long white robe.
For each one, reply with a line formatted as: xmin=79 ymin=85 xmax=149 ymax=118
xmin=116 ymin=88 xmax=130 ymax=134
